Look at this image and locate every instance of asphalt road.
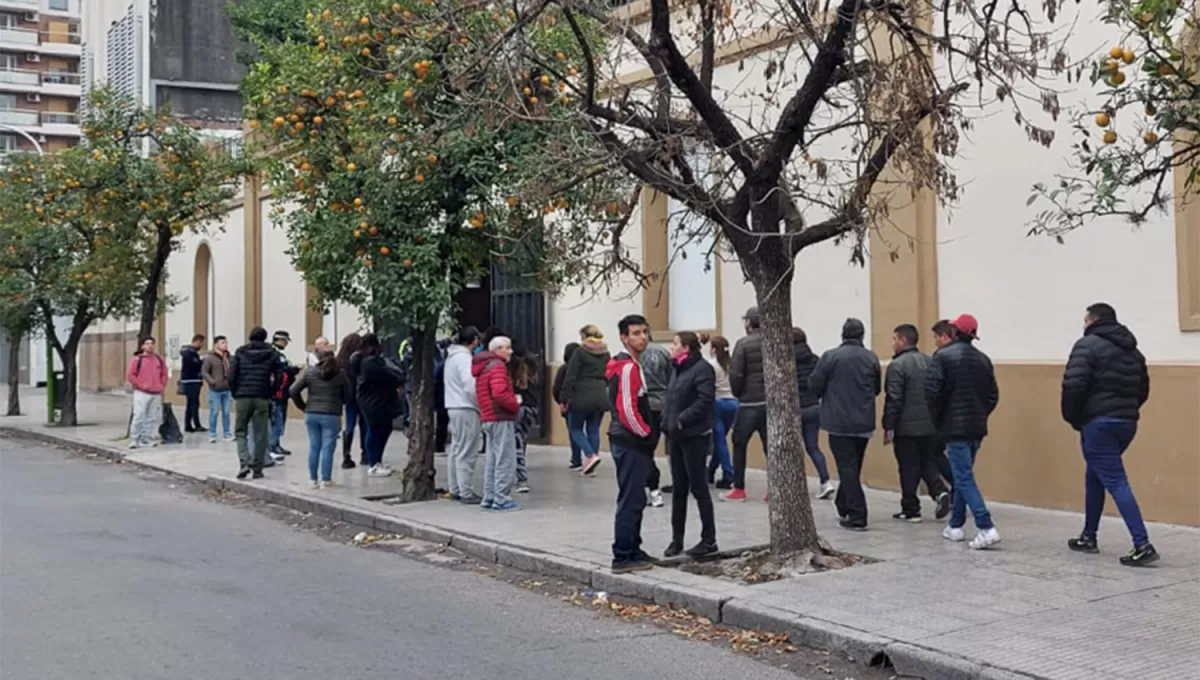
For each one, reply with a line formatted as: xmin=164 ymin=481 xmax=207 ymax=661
xmin=0 ymin=438 xmax=802 ymax=680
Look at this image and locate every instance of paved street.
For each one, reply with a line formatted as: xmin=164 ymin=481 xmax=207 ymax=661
xmin=0 ymin=438 xmax=802 ymax=680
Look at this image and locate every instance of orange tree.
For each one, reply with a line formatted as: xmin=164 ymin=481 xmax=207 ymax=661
xmin=1030 ymin=0 xmax=1200 ymax=234
xmin=0 ymin=150 xmax=151 ymax=426
xmin=80 ymin=87 xmax=246 ymax=342
xmin=0 ymin=245 xmax=36 ymax=416
xmin=238 ymin=0 xmax=632 ymax=501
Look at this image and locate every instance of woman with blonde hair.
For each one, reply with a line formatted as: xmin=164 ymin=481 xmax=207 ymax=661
xmin=559 ymin=324 xmax=610 ymax=475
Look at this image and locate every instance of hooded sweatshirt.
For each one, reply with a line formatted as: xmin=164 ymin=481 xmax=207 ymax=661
xmin=443 ymin=343 xmax=477 ymax=411
xmin=1061 ymin=319 xmax=1150 ymax=430
xmin=473 ymin=351 xmax=519 ymax=422
xmin=127 ymin=351 xmax=168 ymax=394
xmin=560 ymin=337 xmax=611 ymax=414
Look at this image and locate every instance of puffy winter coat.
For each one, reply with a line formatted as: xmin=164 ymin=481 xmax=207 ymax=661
xmin=290 ymin=360 xmax=352 ymax=416
xmin=356 ymin=355 xmax=404 ymax=425
xmin=661 ymin=352 xmax=716 ymax=439
xmin=925 ymin=338 xmax=999 ymax=441
xmin=229 ymin=341 xmax=281 ymax=399
xmin=179 ymin=346 xmax=204 ymax=384
xmin=1061 ymin=320 xmax=1150 ymax=430
xmin=882 ymin=347 xmax=938 ymax=437
xmin=730 ymin=330 xmax=765 ymax=405
xmin=560 ymin=338 xmax=611 ymax=414
xmin=473 ymin=351 xmax=519 ymax=422
xmin=794 ymin=342 xmax=820 ymax=409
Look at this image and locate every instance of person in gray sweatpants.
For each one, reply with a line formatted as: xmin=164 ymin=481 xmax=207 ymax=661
xmin=443 ymin=327 xmax=482 ymax=502
xmin=473 ymin=336 xmax=521 ymax=511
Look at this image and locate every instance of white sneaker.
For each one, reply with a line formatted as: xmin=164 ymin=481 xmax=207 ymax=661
xmin=269 ymin=452 xmax=286 ymax=462
xmin=818 ymin=481 xmax=836 ymax=499
xmin=516 ymin=483 xmax=531 ymax=494
xmin=209 ymin=436 xmax=218 ymax=444
xmin=943 ymin=526 xmax=965 ymax=542
xmin=648 ymin=489 xmax=664 ymax=507
xmin=368 ymin=465 xmax=393 ymax=477
xmin=319 ymin=481 xmax=339 ymax=489
xmin=969 ymin=527 xmax=1001 ymax=550
xmin=309 ymin=480 xmax=319 ymax=489
xmin=128 ymin=440 xmax=140 ymax=450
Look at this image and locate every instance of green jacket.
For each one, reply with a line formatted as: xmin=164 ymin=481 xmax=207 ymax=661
xmin=882 ymin=346 xmax=937 ymax=437
xmin=560 ymin=338 xmax=611 ymax=414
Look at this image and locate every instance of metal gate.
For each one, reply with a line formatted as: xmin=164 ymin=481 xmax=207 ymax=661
xmin=490 ymin=257 xmax=547 ymax=440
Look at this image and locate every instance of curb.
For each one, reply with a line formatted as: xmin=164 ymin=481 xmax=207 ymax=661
xmin=7 ymin=425 xmax=1049 ymax=680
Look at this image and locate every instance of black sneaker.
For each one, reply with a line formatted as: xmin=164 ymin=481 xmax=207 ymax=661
xmin=715 ymin=478 xmax=734 ymax=490
xmin=276 ymin=446 xmax=292 ymax=456
xmin=1067 ymin=534 xmax=1099 ymax=554
xmin=935 ymin=492 xmax=951 ymax=520
xmin=839 ymin=518 xmax=867 ymax=532
xmin=236 ymin=467 xmax=250 ymax=479
xmin=611 ymin=558 xmax=653 ymax=574
xmin=663 ymin=542 xmax=683 ymax=558
xmin=1120 ymin=543 xmax=1160 ymax=567
xmin=684 ymin=542 xmax=719 ymax=558
xmin=660 ymin=485 xmax=674 ymax=494
xmin=568 ymin=462 xmax=582 ymax=471
xmin=893 ymin=511 xmax=923 ymax=523
xmin=251 ymin=470 xmax=265 ymax=479
xmin=341 ymin=458 xmax=357 ymax=470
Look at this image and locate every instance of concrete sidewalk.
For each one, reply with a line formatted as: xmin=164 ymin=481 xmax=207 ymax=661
xmin=2 ymin=387 xmax=1197 ymax=680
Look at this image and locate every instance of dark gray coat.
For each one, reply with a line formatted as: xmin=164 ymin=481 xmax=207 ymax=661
xmin=291 ymin=363 xmax=353 ymax=416
xmin=882 ymin=347 xmax=937 ymax=437
xmin=640 ymin=342 xmax=673 ymax=412
xmin=809 ymin=339 xmax=881 ymax=435
xmin=661 ymin=352 xmax=716 ymax=439
xmin=730 ymin=330 xmax=765 ymax=405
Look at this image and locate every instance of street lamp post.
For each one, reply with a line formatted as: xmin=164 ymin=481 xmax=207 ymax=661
xmin=0 ymin=124 xmax=53 ymax=424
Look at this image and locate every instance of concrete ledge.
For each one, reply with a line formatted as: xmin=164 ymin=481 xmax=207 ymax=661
xmin=979 ymin=666 xmax=1043 ymax=680
xmin=537 ymin=554 xmax=594 ymax=587
xmin=591 ymin=570 xmax=659 ymax=601
xmin=495 ymin=545 xmax=544 ymax=573
xmin=450 ymin=534 xmax=499 ymax=563
xmin=652 ymin=582 xmax=726 ymax=621
xmin=887 ymin=642 xmax=983 ymax=680
xmin=788 ymin=618 xmax=890 ymax=665
xmin=720 ymin=599 xmax=804 ymax=630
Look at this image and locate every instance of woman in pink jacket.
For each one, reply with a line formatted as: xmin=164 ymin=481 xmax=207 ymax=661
xmin=127 ymin=337 xmax=168 ymax=449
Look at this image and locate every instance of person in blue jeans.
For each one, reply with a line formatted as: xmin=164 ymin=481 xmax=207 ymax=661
xmin=704 ymin=335 xmax=737 ymax=488
xmin=559 ymin=325 xmax=611 ymax=476
xmin=552 ymin=343 xmax=582 ymax=468
xmin=201 ymin=336 xmax=234 ymax=442
xmin=290 ymin=349 xmax=352 ymax=489
xmin=793 ymin=328 xmax=834 ymax=499
xmin=926 ymin=314 xmax=1000 ymax=550
xmin=1061 ymin=303 xmax=1157 ymax=567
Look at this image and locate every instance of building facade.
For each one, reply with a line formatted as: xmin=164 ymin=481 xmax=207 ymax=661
xmin=73 ymin=2 xmax=1199 ymax=525
xmin=0 ymin=0 xmax=81 ymax=155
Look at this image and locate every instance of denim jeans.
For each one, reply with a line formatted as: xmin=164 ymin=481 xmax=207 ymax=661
xmin=946 ymin=440 xmax=994 ymax=530
xmin=709 ymin=398 xmax=737 ymax=481
xmin=567 ymin=410 xmax=603 ymax=459
xmin=1081 ymin=418 xmax=1148 ymax=548
xmin=208 ymin=389 xmax=232 ymax=439
xmin=268 ymin=399 xmax=287 ymax=450
xmin=363 ymin=421 xmax=393 ymax=467
xmin=611 ymin=442 xmax=653 ymax=562
xmin=800 ymin=405 xmax=831 ymax=484
xmin=564 ymin=413 xmax=582 ymax=466
xmin=305 ymin=412 xmax=341 ymax=483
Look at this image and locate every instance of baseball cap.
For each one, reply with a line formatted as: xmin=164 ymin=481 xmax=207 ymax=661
xmin=273 ymin=330 xmax=291 ymax=342
xmin=950 ymin=314 xmax=979 ymax=339
xmin=743 ymin=307 xmax=761 ymax=325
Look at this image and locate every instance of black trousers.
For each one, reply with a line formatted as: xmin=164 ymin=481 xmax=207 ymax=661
xmin=435 ymin=406 xmax=449 ymax=453
xmin=829 ymin=435 xmax=869 ymax=526
xmin=182 ymin=383 xmax=202 ymax=431
xmin=645 ymin=410 xmax=662 ymax=491
xmin=612 ymin=442 xmax=653 ymax=562
xmin=933 ymin=442 xmax=954 ymax=495
xmin=668 ymin=433 xmax=716 ymax=546
xmin=731 ymin=404 xmax=767 ymax=490
xmin=893 ymin=435 xmax=949 ymax=516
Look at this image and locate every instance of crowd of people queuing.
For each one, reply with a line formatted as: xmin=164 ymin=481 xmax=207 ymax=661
xmin=124 ymin=299 xmax=1160 ymax=574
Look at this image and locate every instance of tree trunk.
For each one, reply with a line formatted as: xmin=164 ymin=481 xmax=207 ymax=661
xmin=400 ymin=324 xmax=438 ymax=502
xmin=744 ymin=251 xmax=822 ymax=554
xmin=57 ymin=340 xmax=80 ymax=427
xmin=137 ymin=228 xmax=174 ymax=342
xmin=5 ymin=329 xmax=21 ymax=416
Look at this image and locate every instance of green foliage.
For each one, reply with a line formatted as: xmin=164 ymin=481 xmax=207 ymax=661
xmin=1030 ymin=0 xmax=1200 ymax=236
xmin=240 ymin=0 xmax=631 ymax=332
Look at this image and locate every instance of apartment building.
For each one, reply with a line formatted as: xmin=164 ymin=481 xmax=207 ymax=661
xmin=0 ymin=0 xmax=81 ymax=155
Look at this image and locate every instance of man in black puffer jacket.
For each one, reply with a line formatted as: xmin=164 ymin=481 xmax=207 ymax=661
xmin=229 ymin=327 xmax=283 ymax=479
xmin=925 ymin=314 xmax=1000 ymax=550
xmin=1061 ymin=303 xmax=1157 ymax=567
xmin=725 ymin=307 xmax=765 ymax=501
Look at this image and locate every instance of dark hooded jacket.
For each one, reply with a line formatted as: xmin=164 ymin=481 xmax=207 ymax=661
xmin=290 ymin=359 xmax=352 ymax=415
xmin=229 ymin=341 xmax=283 ymax=400
xmin=560 ymin=338 xmax=611 ymax=414
xmin=730 ymin=330 xmax=765 ymax=405
xmin=1061 ymin=320 xmax=1150 ymax=430
xmin=661 ymin=351 xmax=716 ymax=439
xmin=356 ymin=354 xmax=404 ymax=425
xmin=794 ymin=341 xmax=819 ymax=409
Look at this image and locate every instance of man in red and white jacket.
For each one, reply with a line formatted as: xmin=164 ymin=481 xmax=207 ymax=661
xmin=127 ymin=336 xmax=168 ymax=449
xmin=605 ymin=314 xmax=660 ymax=574
xmin=473 ymin=336 xmax=521 ymax=511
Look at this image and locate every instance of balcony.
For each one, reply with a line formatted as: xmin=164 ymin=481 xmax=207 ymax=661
xmin=0 ymin=27 xmax=39 ymax=47
xmin=0 ymin=108 xmax=37 ymax=126
xmin=0 ymin=0 xmax=39 ymax=12
xmin=0 ymin=26 xmax=81 ymax=56
xmin=40 ymin=110 xmax=75 ymax=125
xmin=0 ymin=68 xmax=39 ymax=87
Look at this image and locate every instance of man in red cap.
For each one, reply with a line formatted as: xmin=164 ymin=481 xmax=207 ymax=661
xmin=925 ymin=314 xmax=1001 ymax=550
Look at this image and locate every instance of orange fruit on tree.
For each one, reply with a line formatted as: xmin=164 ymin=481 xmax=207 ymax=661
xmin=540 ymin=75 xmax=550 ymax=85
xmin=402 ymin=258 xmax=413 ymax=267
xmin=353 ymin=229 xmax=362 ymax=238
xmin=387 ymin=116 xmax=398 ymax=125
xmin=529 ymin=96 xmax=538 ymax=104
xmin=1109 ymin=46 xmax=1124 ymax=59
xmin=1095 ymin=112 xmax=1110 ymax=127
xmin=1121 ymin=48 xmax=1135 ymax=64
xmin=523 ymin=87 xmax=532 ymax=96
xmin=1110 ymin=70 xmax=1126 ymax=85
xmin=361 ymin=47 xmax=372 ymax=56
xmin=354 ymin=197 xmax=363 ymax=207
xmin=1103 ymin=130 xmax=1118 ymax=144
xmin=347 ymin=162 xmax=358 ymax=172
xmin=379 ymin=246 xmax=390 ymax=255
xmin=273 ymin=116 xmax=286 ymax=128
xmin=361 ymin=15 xmax=370 ymax=25
xmin=427 ymin=153 xmax=438 ymax=163
xmin=1143 ymin=130 xmax=1159 ymax=145
xmin=414 ymin=173 xmax=425 ymax=183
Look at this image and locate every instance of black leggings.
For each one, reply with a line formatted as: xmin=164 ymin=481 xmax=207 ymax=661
xmin=668 ymin=433 xmax=716 ymax=546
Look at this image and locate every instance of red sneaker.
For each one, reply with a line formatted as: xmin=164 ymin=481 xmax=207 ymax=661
xmin=763 ymin=494 xmax=770 ymax=503
xmin=720 ymin=488 xmax=746 ymax=502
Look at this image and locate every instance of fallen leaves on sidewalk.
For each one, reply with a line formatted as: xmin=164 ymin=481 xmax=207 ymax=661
xmin=567 ymin=593 xmax=799 ymax=656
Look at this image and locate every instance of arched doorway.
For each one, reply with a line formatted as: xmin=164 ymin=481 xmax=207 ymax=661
xmin=193 ymin=243 xmax=214 ymax=340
